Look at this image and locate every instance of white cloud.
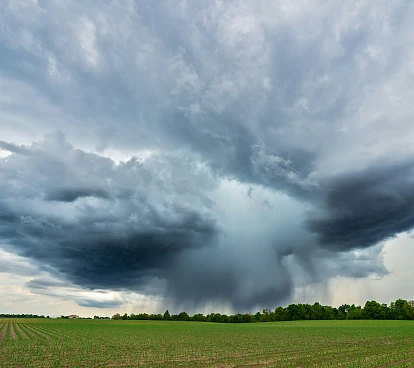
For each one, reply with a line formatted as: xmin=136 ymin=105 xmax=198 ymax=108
xmin=76 ymin=17 xmax=99 ymax=67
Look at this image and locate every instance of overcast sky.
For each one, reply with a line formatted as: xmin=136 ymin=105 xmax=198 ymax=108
xmin=1 ymin=0 xmax=414 ymax=317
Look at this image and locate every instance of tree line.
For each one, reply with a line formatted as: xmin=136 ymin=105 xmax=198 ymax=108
xmin=112 ymin=299 xmax=414 ymax=322
xmin=0 ymin=314 xmax=49 ymax=318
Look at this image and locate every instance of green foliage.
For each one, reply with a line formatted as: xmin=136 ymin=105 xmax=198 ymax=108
xmin=163 ymin=310 xmax=171 ymax=320
xmin=0 ymin=314 xmax=45 ymax=318
xmin=109 ymin=298 xmax=414 ymax=323
xmin=363 ymin=301 xmax=388 ymax=319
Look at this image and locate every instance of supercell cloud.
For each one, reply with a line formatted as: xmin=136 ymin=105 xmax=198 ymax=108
xmin=1 ymin=0 xmax=414 ymax=311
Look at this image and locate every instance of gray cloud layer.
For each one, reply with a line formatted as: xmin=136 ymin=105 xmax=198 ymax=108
xmin=1 ymin=0 xmax=414 ymax=310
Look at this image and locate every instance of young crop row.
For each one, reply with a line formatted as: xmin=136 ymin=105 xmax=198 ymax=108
xmin=0 ymin=319 xmax=413 ymax=367
xmin=0 ymin=319 xmax=60 ymax=342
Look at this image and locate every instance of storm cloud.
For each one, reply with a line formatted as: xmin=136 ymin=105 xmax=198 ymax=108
xmin=1 ymin=0 xmax=414 ymax=311
xmin=0 ymin=136 xmax=218 ymax=294
xmin=309 ymin=161 xmax=414 ymax=251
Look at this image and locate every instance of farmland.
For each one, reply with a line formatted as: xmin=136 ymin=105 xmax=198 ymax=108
xmin=0 ymin=319 xmax=413 ymax=367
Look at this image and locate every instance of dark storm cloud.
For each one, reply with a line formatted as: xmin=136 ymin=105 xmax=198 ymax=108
xmin=165 ymin=248 xmax=294 ymax=311
xmin=0 ymin=135 xmax=313 ymax=311
xmin=26 ymin=278 xmax=67 ymax=290
xmin=6 ymin=208 xmax=216 ymax=290
xmin=76 ymin=299 xmax=123 ymax=309
xmin=0 ymin=136 xmax=218 ymax=294
xmin=45 ymin=187 xmax=111 ymax=202
xmin=309 ymin=160 xmax=414 ymax=251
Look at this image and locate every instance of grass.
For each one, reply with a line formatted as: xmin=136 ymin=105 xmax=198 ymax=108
xmin=0 ymin=319 xmax=413 ymax=367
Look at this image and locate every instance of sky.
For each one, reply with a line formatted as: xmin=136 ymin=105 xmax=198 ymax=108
xmin=1 ymin=0 xmax=414 ymax=317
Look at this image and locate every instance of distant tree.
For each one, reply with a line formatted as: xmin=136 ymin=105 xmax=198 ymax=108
xmin=274 ymin=306 xmax=289 ymax=321
xmin=206 ymin=313 xmax=222 ymax=323
xmin=298 ymin=304 xmax=310 ymax=320
xmin=192 ymin=313 xmax=205 ymax=322
xmin=321 ymin=306 xmax=335 ymax=320
xmin=261 ymin=308 xmax=271 ymax=322
xmin=336 ymin=310 xmax=345 ymax=320
xmin=287 ymin=304 xmax=301 ymax=321
xmin=310 ymin=303 xmax=323 ymax=320
xmin=112 ymin=313 xmax=121 ymax=320
xmin=402 ymin=301 xmax=414 ymax=320
xmin=346 ymin=305 xmax=364 ymax=320
xmin=338 ymin=304 xmax=350 ymax=318
xmin=389 ymin=299 xmax=408 ymax=320
xmin=363 ymin=301 xmax=388 ymax=320
xmin=220 ymin=314 xmax=229 ymax=323
xmin=241 ymin=313 xmax=254 ymax=323
xmin=151 ymin=314 xmax=163 ymax=320
xmin=163 ymin=310 xmax=171 ymax=321
xmin=177 ymin=312 xmax=190 ymax=321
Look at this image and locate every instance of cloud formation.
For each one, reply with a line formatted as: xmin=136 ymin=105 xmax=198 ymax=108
xmin=309 ymin=160 xmax=414 ymax=251
xmin=0 ymin=135 xmax=218 ymax=295
xmin=1 ymin=0 xmax=414 ymax=311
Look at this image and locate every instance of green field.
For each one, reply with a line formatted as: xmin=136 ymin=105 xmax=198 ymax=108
xmin=0 ymin=319 xmax=413 ymax=367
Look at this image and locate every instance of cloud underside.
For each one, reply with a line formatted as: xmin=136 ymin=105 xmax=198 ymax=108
xmin=1 ymin=1 xmax=414 ymax=310
xmin=1 ymin=135 xmax=408 ymax=310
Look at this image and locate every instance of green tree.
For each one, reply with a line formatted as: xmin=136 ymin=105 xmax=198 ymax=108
xmin=402 ymin=301 xmax=414 ymax=320
xmin=336 ymin=310 xmax=345 ymax=320
xmin=346 ymin=305 xmax=364 ymax=319
xmin=287 ymin=304 xmax=301 ymax=321
xmin=389 ymin=299 xmax=408 ymax=320
xmin=241 ymin=314 xmax=254 ymax=323
xmin=261 ymin=309 xmax=272 ymax=322
xmin=338 ymin=304 xmax=350 ymax=318
xmin=163 ymin=310 xmax=171 ymax=320
xmin=363 ymin=300 xmax=387 ymax=319
xmin=274 ymin=306 xmax=289 ymax=321
xmin=220 ymin=314 xmax=229 ymax=323
xmin=310 ymin=303 xmax=323 ymax=320
xmin=177 ymin=312 xmax=190 ymax=321
xmin=321 ymin=306 xmax=335 ymax=320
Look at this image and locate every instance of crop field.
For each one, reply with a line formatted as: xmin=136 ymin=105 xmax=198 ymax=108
xmin=0 ymin=319 xmax=413 ymax=367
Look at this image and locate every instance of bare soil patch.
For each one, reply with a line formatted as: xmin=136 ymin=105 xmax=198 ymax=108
xmin=14 ymin=323 xmax=29 ymax=339
xmin=9 ymin=323 xmax=18 ymax=340
xmin=0 ymin=324 xmax=8 ymax=341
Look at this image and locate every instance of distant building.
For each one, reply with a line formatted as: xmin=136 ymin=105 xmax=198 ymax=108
xmin=68 ymin=315 xmax=79 ymax=319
